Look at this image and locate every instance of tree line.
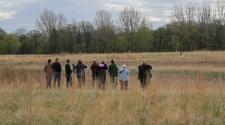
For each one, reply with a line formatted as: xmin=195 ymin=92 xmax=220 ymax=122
xmin=0 ymin=1 xmax=225 ymax=54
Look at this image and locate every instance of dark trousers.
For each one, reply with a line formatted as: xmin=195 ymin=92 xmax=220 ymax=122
xmin=66 ymin=74 xmax=72 ymax=88
xmin=77 ymin=75 xmax=82 ymax=89
xmin=99 ymin=75 xmax=106 ymax=90
xmin=92 ymin=74 xmax=98 ymax=88
xmin=54 ymin=72 xmax=61 ymax=88
xmin=110 ymin=76 xmax=117 ymax=89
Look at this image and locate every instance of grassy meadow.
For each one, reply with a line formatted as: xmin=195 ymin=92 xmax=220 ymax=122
xmin=0 ymin=51 xmax=224 ymax=125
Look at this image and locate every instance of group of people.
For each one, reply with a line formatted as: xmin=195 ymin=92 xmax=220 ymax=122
xmin=44 ymin=58 xmax=152 ymax=90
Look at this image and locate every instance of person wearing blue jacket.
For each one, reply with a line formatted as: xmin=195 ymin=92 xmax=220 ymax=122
xmin=119 ymin=64 xmax=129 ymax=90
xmin=74 ymin=60 xmax=87 ymax=89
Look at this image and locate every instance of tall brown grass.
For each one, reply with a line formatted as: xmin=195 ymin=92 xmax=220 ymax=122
xmin=0 ymin=51 xmax=224 ymax=125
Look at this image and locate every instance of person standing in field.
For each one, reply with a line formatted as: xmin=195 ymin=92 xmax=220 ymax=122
xmin=74 ymin=60 xmax=87 ymax=89
xmin=52 ymin=58 xmax=62 ymax=88
xmin=138 ymin=61 xmax=152 ymax=89
xmin=44 ymin=59 xmax=53 ymax=89
xmin=108 ymin=59 xmax=118 ymax=88
xmin=98 ymin=61 xmax=108 ymax=90
xmin=65 ymin=60 xmax=73 ymax=88
xmin=90 ymin=59 xmax=99 ymax=87
xmin=119 ymin=64 xmax=129 ymax=90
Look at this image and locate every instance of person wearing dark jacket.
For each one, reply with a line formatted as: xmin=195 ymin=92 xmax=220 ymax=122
xmin=98 ymin=61 xmax=108 ymax=90
xmin=108 ymin=59 xmax=118 ymax=88
xmin=65 ymin=60 xmax=73 ymax=88
xmin=138 ymin=61 xmax=152 ymax=89
xmin=74 ymin=60 xmax=87 ymax=88
xmin=90 ymin=59 xmax=99 ymax=87
xmin=52 ymin=58 xmax=61 ymax=88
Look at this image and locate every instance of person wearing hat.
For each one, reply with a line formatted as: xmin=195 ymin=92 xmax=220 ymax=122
xmin=119 ymin=64 xmax=129 ymax=90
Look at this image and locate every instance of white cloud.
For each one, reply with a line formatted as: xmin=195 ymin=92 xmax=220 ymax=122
xmin=0 ymin=0 xmax=36 ymax=20
xmin=0 ymin=11 xmax=15 ymax=20
xmin=105 ymin=3 xmax=125 ymax=11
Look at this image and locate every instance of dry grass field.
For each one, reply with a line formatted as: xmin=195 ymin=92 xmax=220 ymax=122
xmin=0 ymin=51 xmax=224 ymax=125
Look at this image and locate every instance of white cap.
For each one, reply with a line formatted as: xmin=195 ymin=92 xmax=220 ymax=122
xmin=122 ymin=64 xmax=127 ymax=68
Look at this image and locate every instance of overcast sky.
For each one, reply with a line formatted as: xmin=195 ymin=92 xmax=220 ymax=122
xmin=0 ymin=0 xmax=221 ymax=33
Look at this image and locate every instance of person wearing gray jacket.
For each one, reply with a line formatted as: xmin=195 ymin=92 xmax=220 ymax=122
xmin=119 ymin=64 xmax=129 ymax=90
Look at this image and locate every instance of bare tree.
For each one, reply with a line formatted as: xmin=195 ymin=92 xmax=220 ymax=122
xmin=95 ymin=10 xmax=113 ymax=30
xmin=171 ymin=4 xmax=185 ymax=23
xmin=95 ymin=10 xmax=115 ymax=52
xmin=213 ymin=1 xmax=225 ymax=25
xmin=77 ymin=21 xmax=95 ymax=52
xmin=36 ymin=9 xmax=67 ymax=36
xmin=185 ymin=1 xmax=196 ymax=24
xmin=197 ymin=2 xmax=213 ymax=25
xmin=119 ymin=7 xmax=144 ymax=51
xmin=15 ymin=28 xmax=27 ymax=36
xmin=120 ymin=7 xmax=143 ymax=32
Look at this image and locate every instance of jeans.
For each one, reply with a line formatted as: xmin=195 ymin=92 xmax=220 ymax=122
xmin=77 ymin=75 xmax=82 ymax=89
xmin=66 ymin=74 xmax=72 ymax=88
xmin=54 ymin=72 xmax=61 ymax=88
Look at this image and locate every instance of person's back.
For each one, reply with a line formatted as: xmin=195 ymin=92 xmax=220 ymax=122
xmin=119 ymin=64 xmax=129 ymax=90
xmin=98 ymin=61 xmax=108 ymax=90
xmin=52 ymin=58 xmax=61 ymax=88
xmin=99 ymin=62 xmax=108 ymax=77
xmin=91 ymin=61 xmax=99 ymax=86
xmin=91 ymin=62 xmax=99 ymax=75
xmin=138 ymin=64 xmax=146 ymax=81
xmin=52 ymin=62 xmax=61 ymax=73
xmin=138 ymin=62 xmax=152 ymax=89
xmin=108 ymin=60 xmax=118 ymax=88
xmin=44 ymin=59 xmax=53 ymax=88
xmin=45 ymin=63 xmax=53 ymax=75
xmin=109 ymin=63 xmax=118 ymax=77
xmin=76 ymin=63 xmax=87 ymax=76
xmin=65 ymin=63 xmax=72 ymax=75
xmin=119 ymin=67 xmax=129 ymax=82
xmin=75 ymin=60 xmax=87 ymax=88
xmin=65 ymin=60 xmax=73 ymax=88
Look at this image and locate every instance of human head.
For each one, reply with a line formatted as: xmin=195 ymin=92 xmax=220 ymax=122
xmin=78 ymin=60 xmax=82 ymax=65
xmin=93 ymin=59 xmax=97 ymax=63
xmin=67 ymin=60 xmax=70 ymax=63
xmin=102 ymin=61 xmax=104 ymax=64
xmin=142 ymin=61 xmax=146 ymax=65
xmin=55 ymin=58 xmax=59 ymax=62
xmin=122 ymin=64 xmax=127 ymax=69
xmin=48 ymin=59 xmax=51 ymax=64
xmin=111 ymin=59 xmax=115 ymax=64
